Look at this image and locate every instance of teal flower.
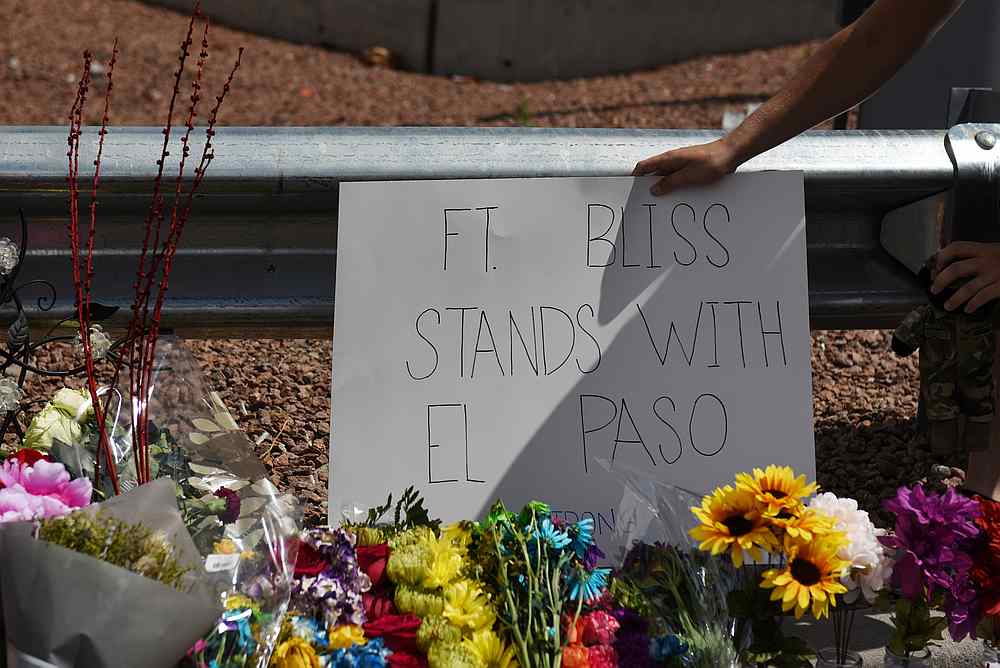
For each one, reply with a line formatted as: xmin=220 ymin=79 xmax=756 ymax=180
xmin=534 ymin=518 xmax=571 ymax=550
xmin=570 ymin=517 xmax=595 ymax=558
xmin=570 ymin=567 xmax=611 ymax=603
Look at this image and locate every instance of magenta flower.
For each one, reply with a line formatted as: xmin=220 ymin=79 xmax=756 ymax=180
xmin=213 ymin=487 xmax=241 ymax=524
xmin=0 ymin=459 xmax=91 ymax=521
xmin=879 ymin=485 xmax=983 ymax=640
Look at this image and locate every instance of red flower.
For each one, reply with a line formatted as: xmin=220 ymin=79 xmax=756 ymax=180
xmin=364 ymin=614 xmax=421 ymax=655
xmin=357 ymin=543 xmax=390 ymax=587
xmin=587 ymin=644 xmax=617 ymax=668
xmin=387 ymin=653 xmax=427 ymax=668
xmin=975 ymin=499 xmax=1000 ymax=617
xmin=12 ymin=449 xmax=51 ymax=467
xmin=363 ymin=591 xmax=396 ymax=621
xmin=581 ymin=611 xmax=620 ymax=646
xmin=293 ymin=539 xmax=327 ymax=577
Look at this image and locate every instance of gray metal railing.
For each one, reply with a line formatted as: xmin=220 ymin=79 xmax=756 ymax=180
xmin=0 ymin=126 xmax=956 ymax=336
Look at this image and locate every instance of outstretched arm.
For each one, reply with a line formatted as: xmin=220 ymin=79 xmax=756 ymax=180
xmin=634 ymin=0 xmax=965 ymax=195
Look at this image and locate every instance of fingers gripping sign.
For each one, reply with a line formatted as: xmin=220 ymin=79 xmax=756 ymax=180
xmin=633 ymin=141 xmax=737 ymax=197
xmin=931 ymin=242 xmax=1000 ymax=312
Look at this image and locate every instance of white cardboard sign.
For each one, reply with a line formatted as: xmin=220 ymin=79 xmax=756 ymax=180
xmin=331 ymin=174 xmax=813 ymax=550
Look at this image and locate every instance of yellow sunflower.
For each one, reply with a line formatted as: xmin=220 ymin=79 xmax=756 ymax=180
xmin=760 ymin=535 xmax=849 ymax=619
xmin=690 ymin=486 xmax=777 ymax=567
xmin=736 ymin=465 xmax=818 ymax=516
xmin=768 ymin=506 xmax=838 ymax=544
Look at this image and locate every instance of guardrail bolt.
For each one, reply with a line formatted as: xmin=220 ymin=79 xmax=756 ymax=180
xmin=976 ymin=130 xmax=997 ymax=150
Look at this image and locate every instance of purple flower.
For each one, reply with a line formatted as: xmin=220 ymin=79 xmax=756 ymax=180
xmin=583 ymin=543 xmax=605 ymax=570
xmin=213 ymin=487 xmax=241 ymax=524
xmin=289 ymin=527 xmax=371 ymax=627
xmin=944 ymin=578 xmax=981 ymax=641
xmin=879 ymin=485 xmax=981 ymax=600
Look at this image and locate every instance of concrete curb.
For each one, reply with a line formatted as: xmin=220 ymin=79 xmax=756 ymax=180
xmin=143 ymin=0 xmax=839 ymax=82
xmin=792 ymin=611 xmax=985 ymax=666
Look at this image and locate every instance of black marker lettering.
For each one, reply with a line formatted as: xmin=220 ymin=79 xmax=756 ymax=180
xmin=446 ymin=307 xmax=476 ymax=378
xmin=690 ymin=393 xmax=727 ymax=456
xmin=477 ymin=206 xmax=499 ymax=271
xmin=613 ymin=398 xmax=656 ymax=466
xmin=575 ymin=304 xmax=601 ymax=374
xmin=540 ymin=306 xmax=575 ymax=375
xmin=652 ymin=396 xmax=683 ymax=464
xmin=471 ymin=310 xmax=504 ymax=378
xmin=587 ymin=204 xmax=616 ymax=267
xmin=406 ymin=308 xmax=441 ymax=381
xmin=621 ymin=206 xmax=639 ymax=268
xmin=443 ymin=208 xmax=471 ymax=271
xmin=758 ymin=300 xmax=787 ymax=368
xmin=645 ymin=203 xmax=661 ymax=269
xmin=509 ymin=308 xmax=539 ymax=376
xmin=703 ymin=203 xmax=731 ymax=268
xmin=427 ymin=404 xmax=461 ymax=484
xmin=637 ymin=302 xmax=702 ymax=366
xmin=670 ymin=203 xmax=697 ymax=266
xmin=580 ymin=394 xmax=617 ymax=473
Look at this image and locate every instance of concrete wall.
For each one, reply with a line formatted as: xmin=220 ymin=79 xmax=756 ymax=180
xmin=145 ymin=0 xmax=840 ymax=82
xmin=147 ymin=0 xmax=434 ymax=71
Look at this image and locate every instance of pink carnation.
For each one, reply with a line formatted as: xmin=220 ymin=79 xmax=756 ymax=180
xmin=0 ymin=459 xmax=91 ymax=521
xmin=581 ymin=611 xmax=620 ymax=646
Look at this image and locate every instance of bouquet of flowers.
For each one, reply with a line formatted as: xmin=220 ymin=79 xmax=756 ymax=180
xmin=0 ymin=479 xmax=221 ymax=667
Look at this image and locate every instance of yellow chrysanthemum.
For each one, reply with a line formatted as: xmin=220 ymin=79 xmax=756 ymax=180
xmin=271 ymin=637 xmax=321 ymax=668
xmin=760 ymin=536 xmax=850 ymax=619
xmin=425 ymin=535 xmax=467 ymax=589
xmin=768 ymin=507 xmax=839 ymax=544
xmin=464 ymin=629 xmax=519 ymax=668
xmin=736 ymin=465 xmax=818 ymax=516
xmin=443 ymin=579 xmax=496 ymax=632
xmin=690 ymin=486 xmax=777 ymax=567
xmin=224 ymin=594 xmax=254 ymax=611
xmin=442 ymin=522 xmax=473 ymax=549
xmin=328 ymin=624 xmax=366 ymax=649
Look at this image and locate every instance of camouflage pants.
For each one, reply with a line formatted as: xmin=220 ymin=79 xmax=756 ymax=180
xmin=921 ymin=310 xmax=995 ymax=422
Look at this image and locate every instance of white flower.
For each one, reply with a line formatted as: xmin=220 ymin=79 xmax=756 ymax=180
xmin=0 ymin=237 xmax=18 ymax=276
xmin=51 ymin=388 xmax=94 ymax=423
xmin=808 ymin=491 xmax=891 ymax=603
xmin=0 ymin=377 xmax=24 ymax=412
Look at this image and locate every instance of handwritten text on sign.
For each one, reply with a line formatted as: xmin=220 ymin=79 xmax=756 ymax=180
xmin=331 ymin=175 xmax=814 ymax=533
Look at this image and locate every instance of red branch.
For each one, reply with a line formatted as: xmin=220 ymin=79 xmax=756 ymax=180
xmin=67 ymin=0 xmax=242 ymax=495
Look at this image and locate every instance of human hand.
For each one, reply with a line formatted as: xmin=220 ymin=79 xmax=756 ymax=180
xmin=930 ymin=241 xmax=1000 ymax=312
xmin=632 ymin=139 xmax=739 ymax=196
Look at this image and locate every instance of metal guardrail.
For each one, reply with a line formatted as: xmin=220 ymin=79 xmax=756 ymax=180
xmin=0 ymin=126 xmax=956 ymax=337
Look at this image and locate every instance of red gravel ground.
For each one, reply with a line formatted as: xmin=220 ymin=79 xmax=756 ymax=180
xmin=1 ymin=0 xmax=935 ymax=527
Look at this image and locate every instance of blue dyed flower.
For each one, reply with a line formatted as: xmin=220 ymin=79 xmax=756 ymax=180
xmin=534 ymin=518 xmax=571 ymax=550
xmin=327 ymin=636 xmax=390 ymax=668
xmin=649 ymin=634 xmax=689 ymax=661
xmin=570 ymin=567 xmax=611 ymax=602
xmin=570 ymin=517 xmax=595 ymax=558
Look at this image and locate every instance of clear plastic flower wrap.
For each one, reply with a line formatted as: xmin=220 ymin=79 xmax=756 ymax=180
xmin=42 ymin=338 xmax=301 ymax=667
xmin=597 ymin=459 xmax=743 ymax=667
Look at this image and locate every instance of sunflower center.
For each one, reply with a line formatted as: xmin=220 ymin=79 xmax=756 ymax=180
xmin=765 ymin=489 xmax=788 ymax=499
xmin=722 ymin=514 xmax=754 ymax=537
xmin=790 ymin=558 xmax=822 ymax=586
